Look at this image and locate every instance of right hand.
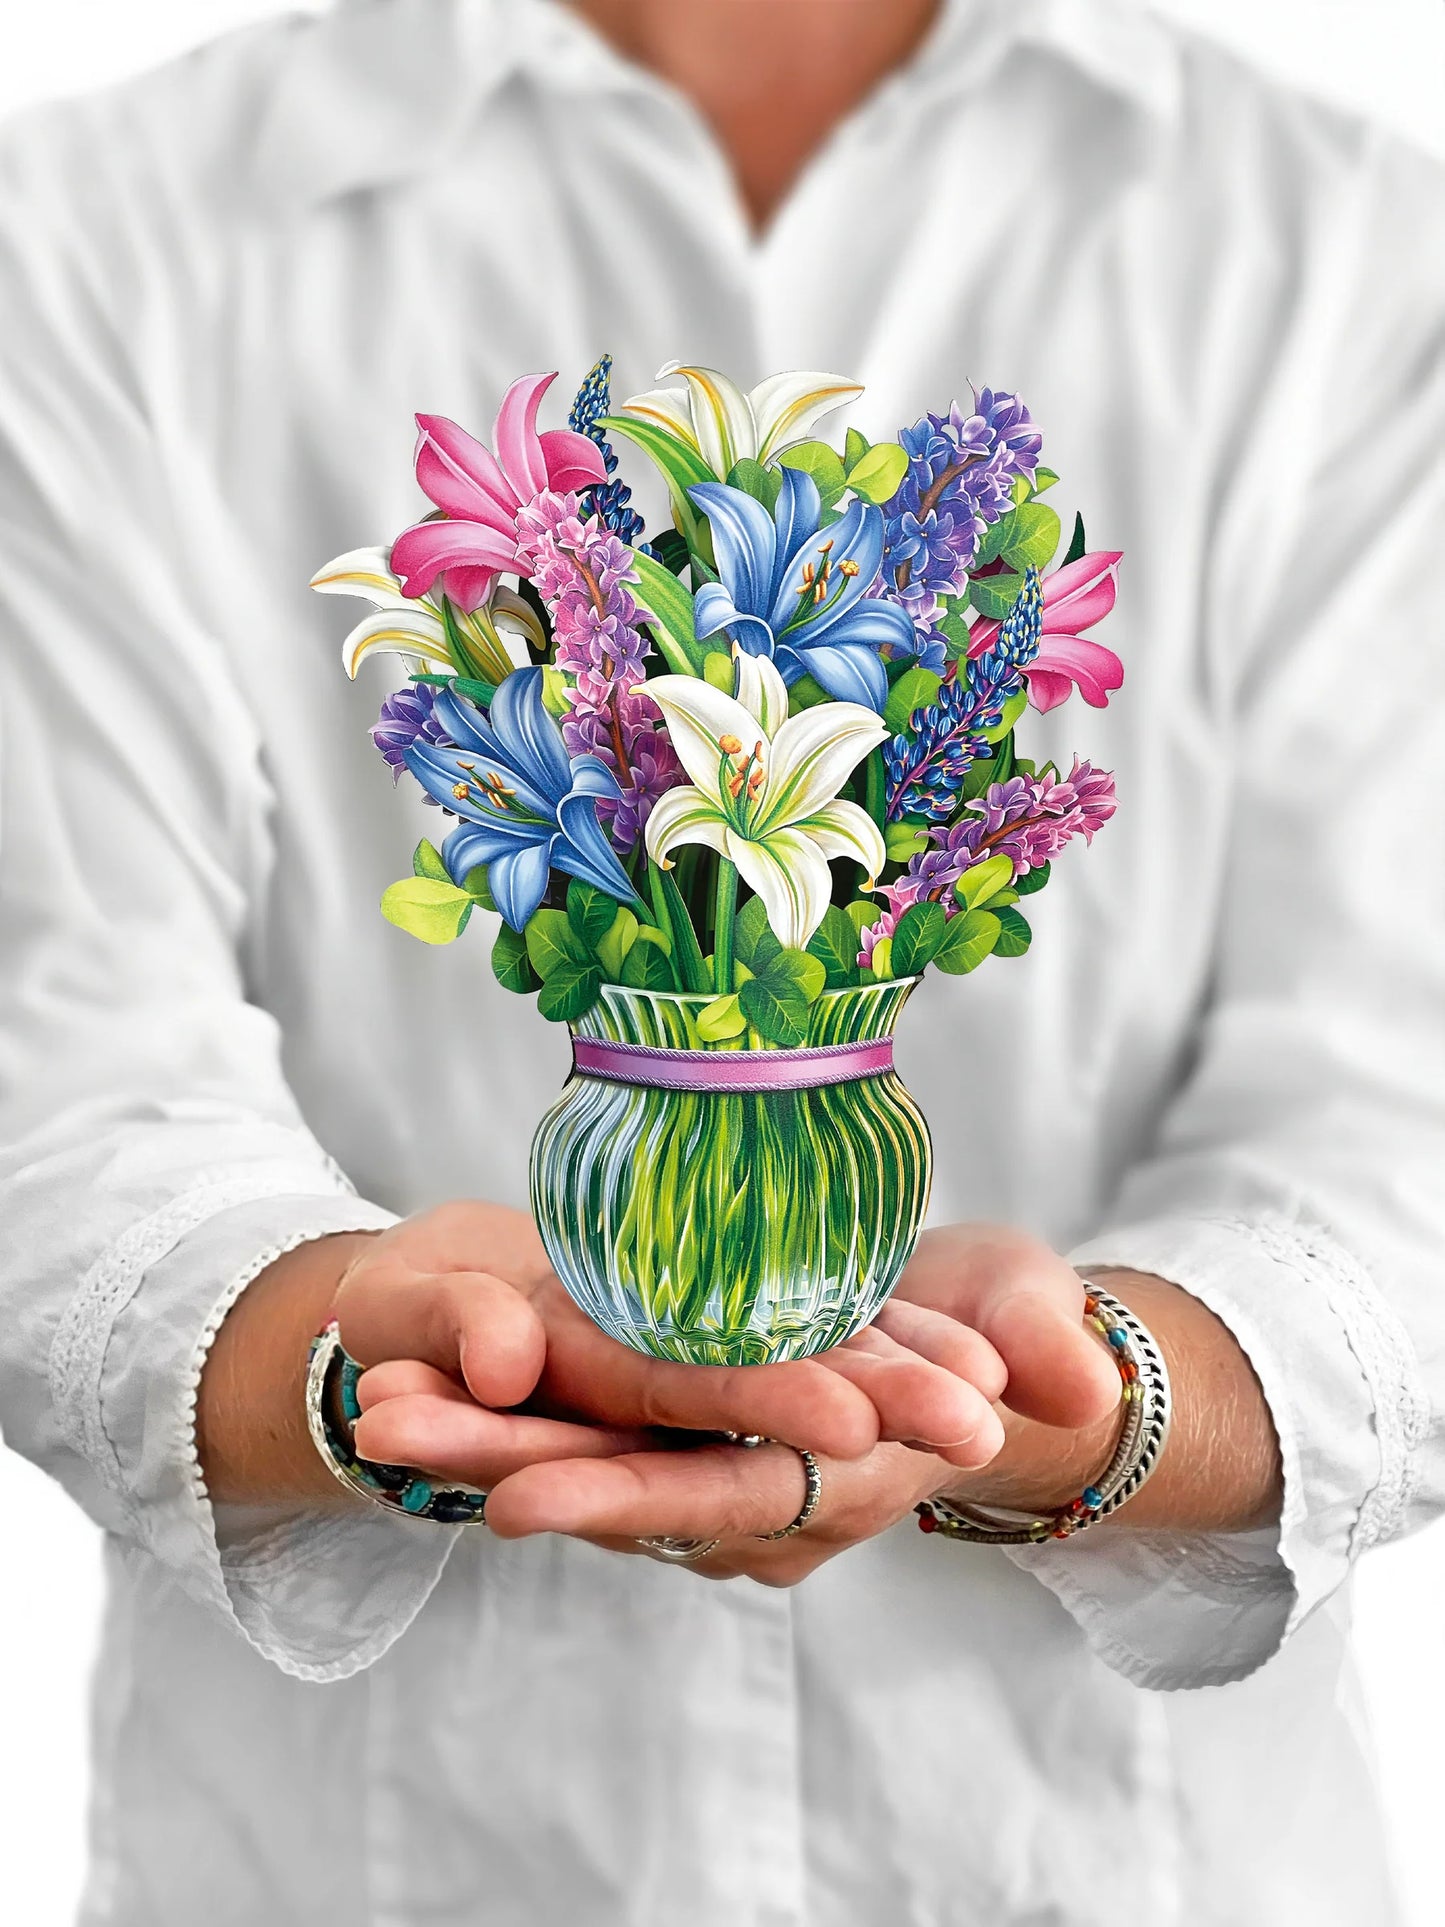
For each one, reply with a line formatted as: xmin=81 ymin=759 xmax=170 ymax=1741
xmin=341 ymin=1201 xmax=1009 ymax=1481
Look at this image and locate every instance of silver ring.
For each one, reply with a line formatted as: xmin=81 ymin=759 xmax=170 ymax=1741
xmin=755 ymin=1444 xmax=822 ymax=1541
xmin=636 ymin=1535 xmax=721 ymax=1563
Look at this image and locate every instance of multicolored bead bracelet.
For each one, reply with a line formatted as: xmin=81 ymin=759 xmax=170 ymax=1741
xmin=305 ymin=1320 xmax=490 ymax=1526
xmin=915 ymin=1282 xmax=1172 ymax=1547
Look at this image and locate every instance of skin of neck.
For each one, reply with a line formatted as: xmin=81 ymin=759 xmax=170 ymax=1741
xmin=565 ymin=0 xmax=943 ymax=231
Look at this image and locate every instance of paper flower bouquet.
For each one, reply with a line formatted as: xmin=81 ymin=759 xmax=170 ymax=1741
xmin=315 ymin=358 xmax=1121 ymax=1364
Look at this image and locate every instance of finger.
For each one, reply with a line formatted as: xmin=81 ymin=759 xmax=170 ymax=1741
xmin=483 ymin=1441 xmax=814 ymax=1543
xmin=337 ymin=1267 xmax=546 ymax=1409
xmin=353 ymin=1394 xmax=648 ymax=1486
xmin=868 ymin=1299 xmax=1009 ymax=1401
xmin=355 ymin=1360 xmax=473 ymax=1410
xmin=537 ymin=1285 xmax=880 ymax=1459
xmin=819 ymin=1325 xmax=1004 ymax=1466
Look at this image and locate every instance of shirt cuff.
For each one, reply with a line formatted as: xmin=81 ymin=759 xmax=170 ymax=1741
xmin=71 ymin=1187 xmax=463 ymax=1683
xmin=1001 ymin=1212 xmax=1428 ymax=1690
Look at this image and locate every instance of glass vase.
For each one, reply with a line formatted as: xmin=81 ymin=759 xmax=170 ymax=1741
xmin=529 ymin=981 xmax=932 ymax=1365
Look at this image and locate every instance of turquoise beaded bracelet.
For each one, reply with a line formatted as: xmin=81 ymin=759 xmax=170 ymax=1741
xmin=305 ymin=1320 xmax=490 ymax=1526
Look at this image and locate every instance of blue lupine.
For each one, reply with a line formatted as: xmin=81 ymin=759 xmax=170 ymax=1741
xmin=569 ymin=354 xmax=648 ymax=548
xmin=688 ymin=468 xmax=916 ymax=711
xmin=404 ymin=668 xmax=642 ymax=929
xmin=883 ymin=569 xmax=1042 ymax=823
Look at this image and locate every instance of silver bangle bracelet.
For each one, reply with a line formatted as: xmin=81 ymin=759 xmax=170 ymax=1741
xmin=916 ymin=1282 xmax=1172 ymax=1547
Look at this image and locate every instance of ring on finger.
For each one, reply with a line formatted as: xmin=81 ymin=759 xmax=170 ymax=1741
xmin=637 ymin=1535 xmax=721 ymax=1563
xmin=754 ymin=1442 xmax=823 ymax=1542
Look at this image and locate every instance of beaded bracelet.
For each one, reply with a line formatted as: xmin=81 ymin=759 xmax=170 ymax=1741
xmin=305 ymin=1320 xmax=490 ymax=1525
xmin=915 ymin=1282 xmax=1172 ymax=1547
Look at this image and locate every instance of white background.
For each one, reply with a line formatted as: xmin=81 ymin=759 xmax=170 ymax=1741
xmin=0 ymin=3 xmax=1442 ymax=1922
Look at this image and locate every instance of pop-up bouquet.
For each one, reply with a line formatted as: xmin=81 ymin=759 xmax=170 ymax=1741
xmin=315 ymin=358 xmax=1121 ymax=1364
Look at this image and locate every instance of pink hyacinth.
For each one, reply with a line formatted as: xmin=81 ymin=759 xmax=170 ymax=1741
xmin=969 ymin=551 xmax=1124 ymax=713
xmin=857 ymin=759 xmax=1117 ymax=965
xmin=389 ymin=373 xmax=606 ymax=612
xmin=515 ymin=490 xmax=682 ymax=851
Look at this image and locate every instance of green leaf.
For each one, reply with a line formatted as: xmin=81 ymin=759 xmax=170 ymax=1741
xmin=1033 ymin=467 xmax=1060 ymax=494
xmin=460 ymin=865 xmax=497 ymax=912
xmin=981 ymin=687 xmax=1028 ymax=745
xmin=696 ymin=992 xmax=747 ymax=1041
xmin=993 ymin=905 xmax=1033 ymax=958
xmin=869 ymin=936 xmax=894 ymax=979
xmin=1000 ymin=502 xmax=1061 ymax=573
xmin=1015 ymin=859 xmax=1051 ymax=897
xmin=844 ymin=426 xmax=870 ymax=470
xmin=806 ymin=904 xmax=862 ymax=988
xmin=777 ymin=439 xmax=848 ymax=510
xmin=785 ymin=673 xmax=830 ymax=712
xmin=891 ymin=901 xmax=948 ymax=976
xmin=727 ymin=457 xmax=781 ymax=511
xmin=630 ymin=922 xmax=673 ymax=955
xmin=734 ymin=894 xmax=780 ymax=972
xmin=1010 ymin=473 xmax=1032 ymax=507
xmin=703 ymin=650 xmax=735 ymax=693
xmin=845 ymin=899 xmax=877 ymax=941
xmin=738 ymin=975 xmax=811 ymax=1046
xmin=937 ymin=602 xmax=973 ymax=659
xmin=540 ymin=667 xmax=570 ymax=719
xmin=934 ymin=908 xmax=1002 ymax=975
xmin=650 ymin=528 xmax=691 ymax=578
xmin=968 ymin=570 xmax=1025 ymax=620
xmin=412 ymin=838 xmax=449 ymax=881
xmin=763 ymin=947 xmax=827 ymax=1005
xmin=1063 ymin=511 xmax=1087 ymax=568
xmin=595 ymin=906 xmax=639 ymax=980
xmin=629 ymin=548 xmax=709 ymax=675
xmin=380 ymin=876 xmax=474 ymax=945
xmin=525 ymin=908 xmax=589 ymax=980
xmin=537 ymin=959 xmax=603 ymax=1023
xmin=492 ymin=922 xmax=538 ymax=993
xmin=955 ymin=853 xmax=1015 ymax=912
xmin=599 ymin=413 xmax=713 ymax=507
xmin=884 ymin=820 xmax=931 ymax=865
xmin=621 ymin=936 xmax=674 ymax=989
xmin=973 ymin=515 xmax=1014 ymax=569
xmin=567 ymin=879 xmax=617 ymax=952
xmin=845 ymin=440 xmax=909 ymax=504
xmin=883 ymin=665 xmax=943 ymax=736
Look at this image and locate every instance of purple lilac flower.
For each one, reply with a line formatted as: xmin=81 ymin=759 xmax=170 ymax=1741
xmin=858 ymin=758 xmax=1116 ymax=965
xmin=568 ymin=354 xmax=648 ymax=549
xmin=883 ymin=569 xmax=1042 ymax=823
xmin=515 ymin=490 xmax=682 ymax=850
xmin=371 ymin=682 xmax=455 ymax=801
xmin=874 ymin=389 xmax=1043 ymax=634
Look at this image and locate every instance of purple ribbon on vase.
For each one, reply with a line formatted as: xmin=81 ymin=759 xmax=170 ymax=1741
xmin=570 ymin=1036 xmax=896 ymax=1094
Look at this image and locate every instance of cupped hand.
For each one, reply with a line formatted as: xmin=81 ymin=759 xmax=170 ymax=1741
xmin=336 ymin=1201 xmax=1010 ymax=1474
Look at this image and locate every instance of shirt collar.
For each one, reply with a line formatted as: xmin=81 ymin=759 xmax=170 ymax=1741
xmin=248 ymin=0 xmax=1174 ymax=216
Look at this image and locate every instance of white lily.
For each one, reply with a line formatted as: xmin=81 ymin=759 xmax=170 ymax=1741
xmin=311 ymin=546 xmax=543 ymax=683
xmin=622 ymin=362 xmax=864 ymax=478
xmin=641 ymin=650 xmax=887 ymax=952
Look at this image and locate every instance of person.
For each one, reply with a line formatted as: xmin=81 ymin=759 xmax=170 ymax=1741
xmin=0 ymin=0 xmax=1442 ymax=1920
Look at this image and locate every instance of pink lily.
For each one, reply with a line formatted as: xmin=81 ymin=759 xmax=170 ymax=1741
xmin=389 ymin=372 xmax=607 ymax=612
xmin=970 ymin=550 xmax=1125 ymax=713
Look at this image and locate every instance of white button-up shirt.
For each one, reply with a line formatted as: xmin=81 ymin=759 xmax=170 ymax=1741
xmin=2 ymin=1 xmax=1443 ymax=1920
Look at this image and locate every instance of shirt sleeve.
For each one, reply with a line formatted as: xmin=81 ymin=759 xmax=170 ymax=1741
xmin=0 ymin=102 xmax=456 ymax=1683
xmin=1004 ymin=130 xmax=1445 ymax=1690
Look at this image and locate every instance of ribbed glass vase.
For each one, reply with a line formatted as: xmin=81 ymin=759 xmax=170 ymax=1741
xmin=529 ymin=982 xmax=932 ymax=1365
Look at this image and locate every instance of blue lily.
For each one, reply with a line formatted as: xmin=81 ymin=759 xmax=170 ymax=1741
xmin=689 ymin=468 xmax=916 ymax=711
xmin=404 ymin=668 xmax=641 ymax=930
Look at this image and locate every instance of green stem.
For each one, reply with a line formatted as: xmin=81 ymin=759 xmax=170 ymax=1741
xmin=860 ymin=748 xmax=886 ymax=892
xmin=646 ymin=863 xmax=684 ymax=990
xmin=660 ymin=867 xmax=710 ymax=992
xmin=712 ymin=858 xmax=738 ymax=995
